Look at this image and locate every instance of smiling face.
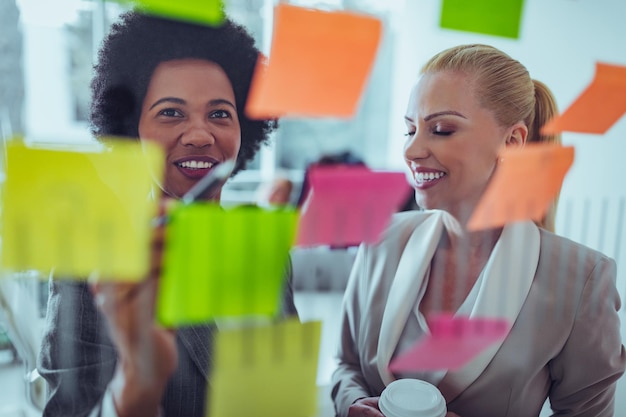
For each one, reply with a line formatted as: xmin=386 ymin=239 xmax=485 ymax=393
xmin=138 ymin=59 xmax=241 ymax=200
xmin=403 ymin=70 xmax=518 ymax=220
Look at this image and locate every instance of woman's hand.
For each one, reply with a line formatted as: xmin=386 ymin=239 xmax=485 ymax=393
xmin=91 ymin=201 xmax=177 ymax=417
xmin=347 ymin=396 xmax=460 ymax=417
xmin=348 ymin=397 xmax=384 ymax=417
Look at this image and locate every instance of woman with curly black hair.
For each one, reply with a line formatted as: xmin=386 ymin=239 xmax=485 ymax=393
xmin=38 ymin=10 xmax=296 ymax=417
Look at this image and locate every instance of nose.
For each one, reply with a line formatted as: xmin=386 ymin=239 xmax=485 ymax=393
xmin=403 ymin=131 xmax=430 ymax=162
xmin=179 ymin=119 xmax=215 ymax=148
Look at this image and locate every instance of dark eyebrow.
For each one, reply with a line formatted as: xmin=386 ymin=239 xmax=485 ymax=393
xmin=424 ymin=110 xmax=467 ymax=121
xmin=148 ymin=97 xmax=237 ymax=111
xmin=149 ymin=97 xmax=185 ymax=110
xmin=208 ymin=98 xmax=237 ymax=111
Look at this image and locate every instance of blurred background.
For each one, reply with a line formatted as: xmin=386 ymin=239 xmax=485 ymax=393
xmin=1 ymin=0 xmax=625 ymax=415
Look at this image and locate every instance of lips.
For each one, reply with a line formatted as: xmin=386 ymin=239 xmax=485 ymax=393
xmin=412 ymin=168 xmax=446 ymax=190
xmin=174 ymin=156 xmax=219 ymax=180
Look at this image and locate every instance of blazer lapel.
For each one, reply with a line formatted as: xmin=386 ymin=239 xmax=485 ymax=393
xmin=177 ymin=324 xmax=215 ymax=380
xmin=438 ymin=221 xmax=540 ymax=403
xmin=376 ymin=211 xmax=446 ymax=385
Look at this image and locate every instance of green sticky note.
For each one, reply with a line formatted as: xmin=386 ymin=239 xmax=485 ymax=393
xmin=0 ymin=140 xmax=163 ymax=280
xmin=209 ymin=319 xmax=321 ymax=417
xmin=440 ymin=0 xmax=525 ymax=39
xmin=157 ymin=204 xmax=299 ymax=326
xmin=115 ymin=0 xmax=224 ymax=26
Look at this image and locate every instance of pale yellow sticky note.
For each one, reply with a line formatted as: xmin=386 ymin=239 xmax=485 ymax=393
xmin=208 ymin=319 xmax=321 ymax=417
xmin=0 ymin=140 xmax=163 ymax=280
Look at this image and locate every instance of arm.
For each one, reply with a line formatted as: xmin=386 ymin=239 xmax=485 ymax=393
xmin=331 ymin=246 xmax=380 ymax=417
xmin=548 ymin=256 xmax=626 ymax=416
xmin=39 ymin=216 xmax=176 ymax=417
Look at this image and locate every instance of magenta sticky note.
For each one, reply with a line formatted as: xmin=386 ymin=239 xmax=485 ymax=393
xmin=296 ymin=166 xmax=411 ymax=247
xmin=388 ymin=314 xmax=510 ymax=372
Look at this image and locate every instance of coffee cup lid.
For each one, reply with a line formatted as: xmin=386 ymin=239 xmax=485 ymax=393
xmin=379 ymin=379 xmax=446 ymax=417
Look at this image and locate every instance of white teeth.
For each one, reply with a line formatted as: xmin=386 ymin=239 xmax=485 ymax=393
xmin=416 ymin=171 xmax=445 ymax=183
xmin=179 ymin=160 xmax=214 ymax=169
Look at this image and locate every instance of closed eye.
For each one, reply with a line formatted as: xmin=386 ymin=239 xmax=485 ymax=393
xmin=433 ymin=130 xmax=453 ymax=136
xmin=404 ymin=131 xmax=416 ymax=137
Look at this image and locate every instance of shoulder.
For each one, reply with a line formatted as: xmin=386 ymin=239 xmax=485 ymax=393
xmin=538 ymin=228 xmax=615 ymax=273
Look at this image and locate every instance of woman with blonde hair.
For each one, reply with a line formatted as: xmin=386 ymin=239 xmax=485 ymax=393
xmin=331 ymin=44 xmax=625 ymax=417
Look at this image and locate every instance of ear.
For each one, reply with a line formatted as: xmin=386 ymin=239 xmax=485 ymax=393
xmin=505 ymin=123 xmax=528 ymax=148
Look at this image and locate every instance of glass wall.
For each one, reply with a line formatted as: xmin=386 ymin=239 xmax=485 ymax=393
xmin=11 ymin=0 xmax=398 ymax=204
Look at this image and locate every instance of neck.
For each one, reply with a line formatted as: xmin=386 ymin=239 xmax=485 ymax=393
xmin=439 ymin=205 xmax=503 ymax=254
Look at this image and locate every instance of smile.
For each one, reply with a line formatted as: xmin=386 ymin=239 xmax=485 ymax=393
xmin=415 ymin=171 xmax=446 ymax=183
xmin=177 ymin=160 xmax=214 ymax=169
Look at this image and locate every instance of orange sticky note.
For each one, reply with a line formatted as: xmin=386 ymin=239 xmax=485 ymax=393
xmin=467 ymin=144 xmax=574 ymax=231
xmin=388 ymin=314 xmax=510 ymax=371
xmin=245 ymin=4 xmax=382 ymax=118
xmin=542 ymin=62 xmax=626 ymax=134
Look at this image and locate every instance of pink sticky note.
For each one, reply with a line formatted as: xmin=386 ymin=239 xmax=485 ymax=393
xmin=388 ymin=314 xmax=510 ymax=372
xmin=296 ymin=166 xmax=411 ymax=247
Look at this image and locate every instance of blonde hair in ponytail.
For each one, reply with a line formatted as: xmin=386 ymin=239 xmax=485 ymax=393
xmin=531 ymin=79 xmax=562 ymax=232
xmin=421 ymin=44 xmax=562 ymax=231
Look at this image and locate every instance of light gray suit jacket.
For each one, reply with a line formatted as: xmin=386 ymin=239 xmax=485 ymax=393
xmin=38 ymin=262 xmax=297 ymax=417
xmin=332 ymin=212 xmax=626 ymax=417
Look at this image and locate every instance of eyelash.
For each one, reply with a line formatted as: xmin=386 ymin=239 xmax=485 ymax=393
xmin=210 ymin=109 xmax=231 ymax=119
xmin=157 ymin=109 xmax=232 ymax=119
xmin=158 ymin=108 xmax=183 ymax=118
xmin=403 ymin=129 xmax=454 ymax=137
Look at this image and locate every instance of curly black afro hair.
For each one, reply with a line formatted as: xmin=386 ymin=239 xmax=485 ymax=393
xmin=90 ymin=11 xmax=276 ymax=173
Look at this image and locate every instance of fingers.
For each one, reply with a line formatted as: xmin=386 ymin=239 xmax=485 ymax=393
xmin=348 ymin=397 xmax=384 ymax=417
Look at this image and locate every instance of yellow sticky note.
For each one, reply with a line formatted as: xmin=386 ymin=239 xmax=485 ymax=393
xmin=0 ymin=140 xmax=163 ymax=280
xmin=208 ymin=319 xmax=321 ymax=417
xmin=157 ymin=204 xmax=299 ymax=326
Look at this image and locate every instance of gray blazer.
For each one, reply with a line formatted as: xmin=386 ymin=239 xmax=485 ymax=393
xmin=38 ymin=262 xmax=297 ymax=417
xmin=332 ymin=212 xmax=626 ymax=417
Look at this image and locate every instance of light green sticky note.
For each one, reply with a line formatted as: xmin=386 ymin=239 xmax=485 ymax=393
xmin=157 ymin=204 xmax=299 ymax=326
xmin=0 ymin=140 xmax=164 ymax=280
xmin=208 ymin=319 xmax=321 ymax=417
xmin=115 ymin=0 xmax=224 ymax=26
xmin=440 ymin=0 xmax=525 ymax=39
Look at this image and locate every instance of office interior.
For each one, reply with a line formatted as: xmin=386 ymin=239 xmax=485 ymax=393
xmin=1 ymin=0 xmax=625 ymax=416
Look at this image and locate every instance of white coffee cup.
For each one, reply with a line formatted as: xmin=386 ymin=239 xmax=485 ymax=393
xmin=379 ymin=379 xmax=447 ymax=417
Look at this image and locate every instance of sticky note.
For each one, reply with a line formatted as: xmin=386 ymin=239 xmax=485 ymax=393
xmin=440 ymin=0 xmax=525 ymax=39
xmin=0 ymin=140 xmax=163 ymax=280
xmin=209 ymin=319 xmax=321 ymax=417
xmin=388 ymin=314 xmax=509 ymax=372
xmin=467 ymin=144 xmax=574 ymax=231
xmin=245 ymin=4 xmax=382 ymax=118
xmin=542 ymin=62 xmax=626 ymax=134
xmin=157 ymin=204 xmax=299 ymax=326
xmin=112 ymin=0 xmax=224 ymax=26
xmin=296 ymin=166 xmax=411 ymax=247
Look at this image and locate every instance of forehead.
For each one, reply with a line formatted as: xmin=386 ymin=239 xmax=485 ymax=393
xmin=407 ymin=71 xmax=479 ymax=116
xmin=146 ymin=59 xmax=235 ymax=100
